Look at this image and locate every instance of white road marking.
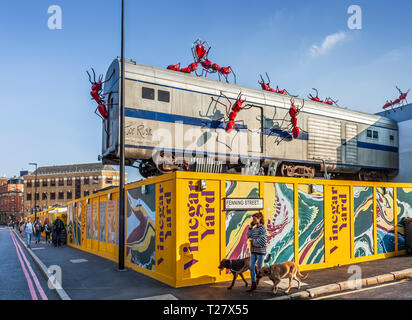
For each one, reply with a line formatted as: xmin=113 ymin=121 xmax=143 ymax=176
xmin=134 ymin=294 xmax=178 ymax=300
xmin=264 ymin=278 xmax=308 ymax=290
xmin=311 ymin=279 xmax=410 ymax=300
xmin=70 ymin=259 xmax=88 ymax=263
xmin=31 ymin=247 xmax=45 ymax=250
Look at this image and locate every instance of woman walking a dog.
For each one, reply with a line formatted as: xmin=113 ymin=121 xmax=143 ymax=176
xmin=246 ymin=212 xmax=267 ymax=292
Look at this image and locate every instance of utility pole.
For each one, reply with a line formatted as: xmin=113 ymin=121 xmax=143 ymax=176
xmin=28 ymin=163 xmax=38 ymax=220
xmin=118 ymin=0 xmax=126 ymax=271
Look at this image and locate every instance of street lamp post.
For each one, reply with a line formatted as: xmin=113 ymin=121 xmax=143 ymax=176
xmin=29 ymin=163 xmax=38 ymax=220
xmin=118 ymin=0 xmax=126 ymax=271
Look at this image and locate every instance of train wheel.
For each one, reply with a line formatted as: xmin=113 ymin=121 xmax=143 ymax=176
xmin=138 ymin=159 xmax=158 ymax=178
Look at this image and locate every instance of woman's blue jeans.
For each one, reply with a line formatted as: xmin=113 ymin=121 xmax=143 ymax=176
xmin=250 ymin=253 xmax=264 ymax=283
xmin=26 ymin=232 xmax=33 ymax=247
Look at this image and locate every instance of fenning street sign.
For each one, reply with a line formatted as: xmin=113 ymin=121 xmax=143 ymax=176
xmin=224 ymin=198 xmax=263 ymax=211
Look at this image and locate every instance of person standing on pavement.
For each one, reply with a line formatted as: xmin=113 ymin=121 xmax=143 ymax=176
xmin=53 ymin=216 xmax=64 ymax=247
xmin=44 ymin=220 xmax=51 ymax=244
xmin=24 ymin=219 xmax=35 ymax=248
xmin=34 ymin=218 xmax=42 ymax=244
xmin=246 ymin=212 xmax=267 ymax=292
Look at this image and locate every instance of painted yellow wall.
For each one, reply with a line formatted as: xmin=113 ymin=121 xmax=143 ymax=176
xmin=63 ymin=172 xmax=412 ymax=287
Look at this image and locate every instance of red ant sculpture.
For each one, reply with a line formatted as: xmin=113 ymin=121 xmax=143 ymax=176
xmin=382 ymin=86 xmax=410 ymax=110
xmin=225 ymin=93 xmax=247 ymax=132
xmin=288 ymin=99 xmax=304 ymax=139
xmin=166 ymin=39 xmax=236 ymax=83
xmin=308 ymin=88 xmax=338 ymax=106
xmin=87 ymin=68 xmax=115 ymax=120
xmin=270 ymin=98 xmax=305 ymax=145
xmin=258 ymin=73 xmax=295 ymax=96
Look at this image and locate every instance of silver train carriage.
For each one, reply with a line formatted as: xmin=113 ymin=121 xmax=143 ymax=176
xmin=100 ymin=58 xmax=399 ymax=180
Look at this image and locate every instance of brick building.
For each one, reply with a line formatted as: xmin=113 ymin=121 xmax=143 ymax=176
xmin=0 ymin=178 xmax=24 ymax=224
xmin=23 ymin=163 xmax=124 ymax=216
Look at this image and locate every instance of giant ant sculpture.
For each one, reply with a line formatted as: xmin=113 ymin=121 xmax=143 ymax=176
xmin=382 ymin=86 xmax=410 ymax=112
xmin=86 ymin=68 xmax=115 ymax=120
xmin=166 ymin=39 xmax=236 ymax=83
xmin=199 ymin=91 xmax=259 ymax=151
xmin=258 ymin=72 xmax=297 ymax=96
xmin=308 ymin=88 xmax=338 ymax=106
xmin=268 ymin=98 xmax=306 ymax=145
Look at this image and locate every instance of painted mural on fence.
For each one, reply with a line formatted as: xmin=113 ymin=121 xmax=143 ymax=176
xmin=86 ymin=204 xmax=91 ymax=240
xmin=75 ymin=203 xmax=81 ymax=246
xmin=126 ymin=185 xmax=156 ymax=271
xmin=107 ymin=199 xmax=116 ymax=245
xmin=92 ymin=202 xmax=99 ymax=241
xmin=264 ymin=183 xmax=294 ymax=265
xmin=99 ymin=201 xmax=106 ymax=243
xmin=353 ymin=187 xmax=374 ymax=257
xmin=396 ymin=187 xmax=412 ymax=251
xmin=376 ymin=187 xmax=395 ymax=254
xmin=298 ymin=184 xmax=325 ymax=265
xmin=226 ymin=181 xmax=260 ymax=261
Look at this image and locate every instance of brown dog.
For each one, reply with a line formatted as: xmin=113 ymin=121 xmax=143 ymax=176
xmin=218 ymin=257 xmax=257 ymax=290
xmin=256 ymin=255 xmax=308 ymax=294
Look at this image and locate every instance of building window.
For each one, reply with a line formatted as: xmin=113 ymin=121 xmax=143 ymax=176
xmin=142 ymin=87 xmax=155 ymax=100
xmin=67 ymin=179 xmax=72 ymax=186
xmin=27 ymin=181 xmax=32 ymax=188
xmin=50 ymin=193 xmax=56 ymax=200
xmin=158 ymin=90 xmax=170 ymax=103
xmin=84 ymin=178 xmax=89 ymax=185
xmin=51 ymin=180 xmax=56 ymax=187
xmin=35 ymin=181 xmax=40 ymax=187
xmin=84 ymin=191 xmax=90 ymax=197
xmin=27 ymin=193 xmax=32 ymax=201
xmin=93 ymin=176 xmax=99 ymax=184
xmin=58 ymin=192 xmax=64 ymax=200
xmin=42 ymin=180 xmax=48 ymax=187
xmin=58 ymin=179 xmax=64 ymax=186
xmin=35 ymin=193 xmax=39 ymax=201
xmin=67 ymin=191 xmax=72 ymax=200
xmin=42 ymin=193 xmax=47 ymax=200
xmin=106 ymin=177 xmax=113 ymax=184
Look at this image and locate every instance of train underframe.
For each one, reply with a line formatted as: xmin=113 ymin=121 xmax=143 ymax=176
xmin=135 ymin=152 xmax=389 ymax=182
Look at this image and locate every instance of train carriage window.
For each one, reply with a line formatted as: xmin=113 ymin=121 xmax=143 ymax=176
xmin=390 ymin=135 xmax=394 ymax=141
xmin=158 ymin=90 xmax=170 ymax=103
xmin=373 ymin=131 xmax=378 ymax=139
xmin=142 ymin=87 xmax=155 ymax=100
xmin=367 ymin=130 xmax=372 ymax=138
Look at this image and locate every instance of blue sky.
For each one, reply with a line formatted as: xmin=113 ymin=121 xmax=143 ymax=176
xmin=1 ymin=0 xmax=411 ymax=181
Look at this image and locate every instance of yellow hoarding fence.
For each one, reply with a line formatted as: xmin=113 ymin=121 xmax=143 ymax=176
xmin=65 ymin=172 xmax=412 ymax=287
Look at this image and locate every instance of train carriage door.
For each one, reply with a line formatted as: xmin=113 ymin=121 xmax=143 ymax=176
xmin=246 ymin=106 xmax=264 ymax=155
xmin=308 ymin=117 xmax=342 ymax=163
xmin=345 ymin=123 xmax=358 ymax=164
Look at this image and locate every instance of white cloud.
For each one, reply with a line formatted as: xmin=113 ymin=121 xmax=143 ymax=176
xmin=310 ymin=32 xmax=347 ymax=56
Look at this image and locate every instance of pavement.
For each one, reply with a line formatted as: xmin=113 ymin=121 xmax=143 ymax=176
xmin=10 ymin=227 xmax=412 ymax=300
xmin=0 ymin=227 xmax=59 ymax=300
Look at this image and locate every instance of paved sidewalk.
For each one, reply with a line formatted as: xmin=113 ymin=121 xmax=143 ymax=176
xmin=13 ymin=228 xmax=412 ymax=300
